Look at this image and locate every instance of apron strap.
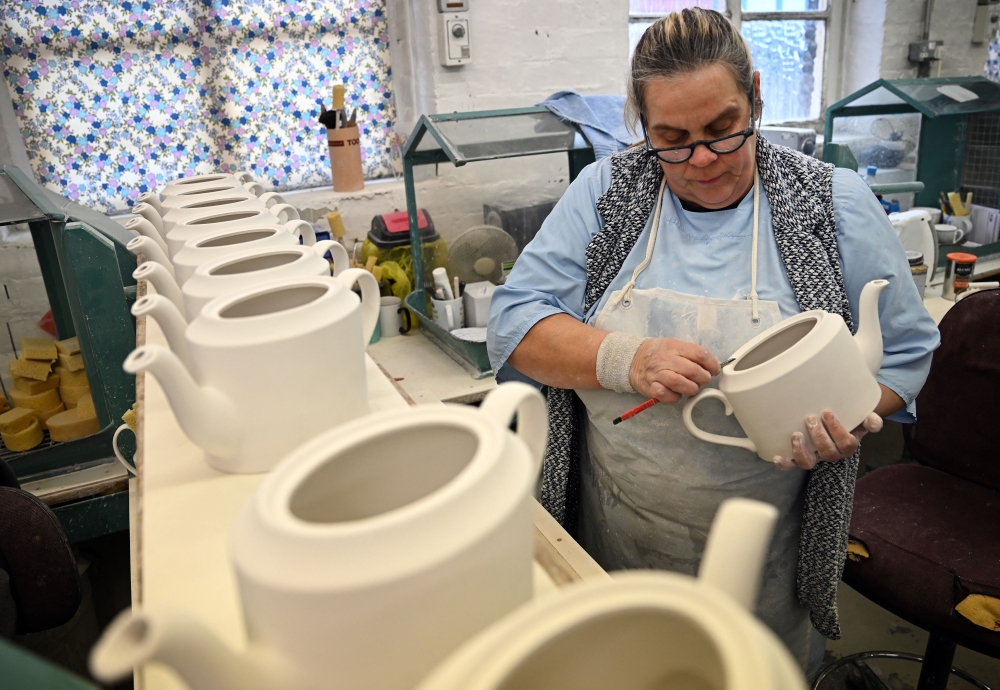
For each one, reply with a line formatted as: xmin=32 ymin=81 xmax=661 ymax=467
xmin=748 ymin=168 xmax=761 ymax=324
xmin=616 ymin=175 xmax=668 ymax=308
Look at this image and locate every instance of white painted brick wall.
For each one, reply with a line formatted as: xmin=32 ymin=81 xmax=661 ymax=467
xmin=847 ymin=0 xmax=989 ymax=85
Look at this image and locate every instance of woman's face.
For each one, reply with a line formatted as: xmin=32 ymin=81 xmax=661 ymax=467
xmin=643 ymin=64 xmax=760 ymax=209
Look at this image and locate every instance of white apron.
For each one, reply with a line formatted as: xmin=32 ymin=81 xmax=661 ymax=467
xmin=576 ymin=174 xmax=821 ymax=671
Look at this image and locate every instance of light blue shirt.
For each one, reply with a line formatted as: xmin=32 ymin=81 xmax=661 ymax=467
xmin=487 ymin=158 xmax=940 ymax=423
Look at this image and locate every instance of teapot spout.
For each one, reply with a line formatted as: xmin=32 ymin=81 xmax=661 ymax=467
xmin=854 ymin=279 xmax=890 ymax=376
xmin=90 ymin=607 xmax=296 ymax=690
xmin=697 ymin=498 xmax=778 ymax=611
xmin=127 ymin=236 xmax=174 ymax=277
xmin=132 ymin=202 xmax=164 ymax=237
xmin=126 ymin=217 xmax=169 ymax=255
xmin=131 ymin=294 xmax=192 ymax=368
xmin=137 ymin=191 xmax=164 ymax=216
xmin=123 ymin=345 xmax=240 ymax=460
xmin=133 ymin=261 xmax=185 ymax=313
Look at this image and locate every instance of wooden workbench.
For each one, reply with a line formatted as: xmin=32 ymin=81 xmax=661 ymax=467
xmin=130 ymin=301 xmax=606 ymax=690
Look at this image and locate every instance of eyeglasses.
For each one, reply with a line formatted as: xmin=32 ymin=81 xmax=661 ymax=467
xmin=643 ymin=111 xmax=755 ymax=164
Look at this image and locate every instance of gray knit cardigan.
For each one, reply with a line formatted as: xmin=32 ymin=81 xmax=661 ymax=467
xmin=539 ymin=136 xmax=859 ymax=639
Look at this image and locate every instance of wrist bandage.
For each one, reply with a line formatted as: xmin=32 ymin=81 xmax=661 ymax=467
xmin=595 ymin=331 xmax=648 ymax=394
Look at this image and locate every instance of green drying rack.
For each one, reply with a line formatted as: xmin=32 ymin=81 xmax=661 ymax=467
xmin=1 ymin=166 xmax=138 ymax=482
xmin=401 ymin=106 xmax=596 ymax=378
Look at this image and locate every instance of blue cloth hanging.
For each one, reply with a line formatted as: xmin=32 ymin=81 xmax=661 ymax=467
xmin=538 ymin=90 xmax=636 ymax=160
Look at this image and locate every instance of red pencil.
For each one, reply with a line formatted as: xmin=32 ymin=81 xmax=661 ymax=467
xmin=613 ymin=397 xmax=659 ymax=425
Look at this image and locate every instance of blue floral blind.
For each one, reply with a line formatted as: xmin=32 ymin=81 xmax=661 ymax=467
xmin=2 ymin=1 xmax=396 ymax=213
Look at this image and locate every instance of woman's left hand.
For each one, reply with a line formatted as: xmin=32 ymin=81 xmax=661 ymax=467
xmin=773 ymin=410 xmax=883 ymax=471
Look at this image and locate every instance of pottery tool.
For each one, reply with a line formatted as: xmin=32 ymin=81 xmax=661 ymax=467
xmin=948 ymin=191 xmax=973 ymax=216
xmin=318 ymin=103 xmax=338 ymax=129
xmin=432 ymin=267 xmax=455 ymax=300
xmin=612 ymin=357 xmax=736 ymax=425
xmin=332 ymin=84 xmax=346 ymax=129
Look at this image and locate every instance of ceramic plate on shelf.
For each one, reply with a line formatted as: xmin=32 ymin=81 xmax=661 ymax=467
xmin=451 ymin=327 xmax=487 ymax=343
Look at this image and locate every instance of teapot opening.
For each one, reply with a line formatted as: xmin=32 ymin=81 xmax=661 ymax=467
xmin=180 ymin=196 xmax=248 ymax=210
xmin=210 ymin=251 xmax=301 ymax=275
xmin=196 ymin=230 xmax=277 ymax=248
xmin=289 ymin=424 xmax=477 ymax=524
xmin=175 ymin=174 xmax=227 ymax=185
xmin=733 ymin=317 xmax=817 ymax=372
xmin=220 ymin=284 xmax=329 ymax=319
xmin=188 ymin=211 xmax=261 ymax=225
xmin=177 ymin=186 xmax=232 ymax=196
xmin=495 ymin=608 xmax=724 ymax=690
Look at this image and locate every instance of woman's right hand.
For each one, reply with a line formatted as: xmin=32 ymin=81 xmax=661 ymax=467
xmin=629 ymin=338 xmax=720 ymax=403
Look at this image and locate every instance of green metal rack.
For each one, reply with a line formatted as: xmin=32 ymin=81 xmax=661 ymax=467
xmin=401 ymin=106 xmax=595 ymax=376
xmin=0 ymin=166 xmax=137 ymax=482
xmin=824 ymin=77 xmax=1000 ymax=208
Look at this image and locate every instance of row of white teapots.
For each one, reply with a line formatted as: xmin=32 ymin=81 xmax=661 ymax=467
xmin=129 ymin=216 xmax=336 ymax=289
xmin=125 ymin=273 xmax=379 ymax=473
xmin=89 ymin=387 xmax=803 ymax=690
xmin=90 ymin=384 xmax=548 ymax=690
xmin=135 ymin=241 xmax=350 ymax=322
xmin=683 ymin=279 xmax=889 ymax=462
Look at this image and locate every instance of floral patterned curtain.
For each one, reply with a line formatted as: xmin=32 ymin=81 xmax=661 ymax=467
xmin=1 ymin=1 xmax=396 ymax=213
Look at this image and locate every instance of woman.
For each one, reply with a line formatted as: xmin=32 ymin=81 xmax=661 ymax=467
xmin=487 ymin=8 xmax=939 ymax=673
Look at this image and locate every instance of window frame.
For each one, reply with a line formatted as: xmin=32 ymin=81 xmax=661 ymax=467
xmin=627 ymin=1 xmax=845 ymax=130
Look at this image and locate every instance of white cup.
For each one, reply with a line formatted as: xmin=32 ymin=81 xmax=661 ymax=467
xmin=945 ymin=215 xmax=973 ymax=237
xmin=430 ymin=296 xmax=464 ymax=332
xmin=935 ymin=223 xmax=965 ymax=245
xmin=378 ymin=296 xmax=412 ymax=337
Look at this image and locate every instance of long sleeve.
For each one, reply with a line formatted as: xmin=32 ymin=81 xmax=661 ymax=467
xmin=487 ymin=159 xmax=611 ymax=371
xmin=833 ymin=169 xmax=941 ymax=423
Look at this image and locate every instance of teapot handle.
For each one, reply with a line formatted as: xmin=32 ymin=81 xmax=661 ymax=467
xmin=336 ymin=268 xmax=380 ymax=345
xmin=681 ymin=389 xmax=756 ymax=453
xmin=479 ymin=383 xmax=548 ymax=484
xmin=312 ymin=240 xmax=349 ymax=276
xmin=285 ymin=220 xmax=317 ymax=246
xmin=269 ymin=202 xmax=300 ymax=224
xmin=258 ymin=191 xmax=287 ymax=208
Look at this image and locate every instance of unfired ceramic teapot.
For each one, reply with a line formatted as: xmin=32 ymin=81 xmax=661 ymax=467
xmin=159 ymin=172 xmax=257 ymax=199
xmin=416 ymin=499 xmax=805 ymax=690
xmin=122 ymin=274 xmax=379 ymax=473
xmin=90 ymin=383 xmax=547 ymax=690
xmin=157 ymin=195 xmax=297 ymax=236
xmin=165 ymin=209 xmax=309 ymax=257
xmin=683 ymin=279 xmax=889 ymax=461
xmin=131 ymin=241 xmax=349 ymax=321
xmin=170 ymin=223 xmax=322 ymax=285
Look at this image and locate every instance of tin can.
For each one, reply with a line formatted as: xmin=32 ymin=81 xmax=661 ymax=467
xmin=943 ymin=252 xmax=977 ymax=301
xmin=906 ymin=251 xmax=927 ymax=299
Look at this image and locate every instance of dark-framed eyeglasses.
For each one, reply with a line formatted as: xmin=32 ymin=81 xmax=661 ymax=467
xmin=643 ymin=110 xmax=756 ymax=164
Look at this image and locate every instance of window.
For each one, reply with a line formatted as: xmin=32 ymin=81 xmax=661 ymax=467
xmin=1 ymin=1 xmax=396 ymax=213
xmin=628 ymin=0 xmax=834 ymax=125
xmin=740 ymin=1 xmax=827 ymax=124
xmin=628 ymin=1 xmax=725 ymax=57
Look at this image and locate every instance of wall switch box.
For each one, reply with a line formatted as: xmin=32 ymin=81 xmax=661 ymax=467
xmin=908 ymin=40 xmax=943 ymax=63
xmin=973 ymin=3 xmax=1000 ymax=44
xmin=439 ymin=13 xmax=471 ymax=66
